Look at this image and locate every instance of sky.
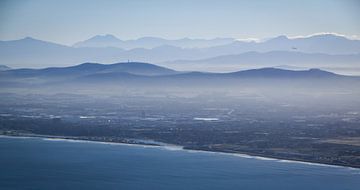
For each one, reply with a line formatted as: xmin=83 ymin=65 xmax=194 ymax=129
xmin=0 ymin=0 xmax=359 ymax=45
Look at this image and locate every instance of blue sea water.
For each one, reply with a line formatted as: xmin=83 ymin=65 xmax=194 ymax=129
xmin=0 ymin=136 xmax=359 ymax=190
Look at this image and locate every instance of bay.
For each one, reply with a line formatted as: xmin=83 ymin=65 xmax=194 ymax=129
xmin=0 ymin=136 xmax=359 ymax=190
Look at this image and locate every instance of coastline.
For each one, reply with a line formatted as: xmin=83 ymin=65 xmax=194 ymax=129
xmin=0 ymin=133 xmax=163 ymax=147
xmin=182 ymin=147 xmax=360 ymax=170
xmin=1 ymin=134 xmax=359 ymax=170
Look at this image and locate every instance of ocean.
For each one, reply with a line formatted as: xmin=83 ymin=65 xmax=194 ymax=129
xmin=0 ymin=136 xmax=359 ymax=190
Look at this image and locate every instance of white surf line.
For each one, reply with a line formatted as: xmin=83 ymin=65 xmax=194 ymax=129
xmin=0 ymin=134 xmax=162 ymax=149
xmin=41 ymin=137 xmax=163 ymax=149
xmin=0 ymin=135 xmax=34 ymax=139
xmin=195 ymin=149 xmax=360 ymax=170
xmin=170 ymin=147 xmax=359 ymax=170
xmin=2 ymin=134 xmax=359 ymax=171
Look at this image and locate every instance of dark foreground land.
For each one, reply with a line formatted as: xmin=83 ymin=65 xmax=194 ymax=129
xmin=1 ymin=93 xmax=359 ymax=168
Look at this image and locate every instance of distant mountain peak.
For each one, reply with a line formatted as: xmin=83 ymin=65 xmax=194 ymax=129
xmin=229 ymin=67 xmax=339 ymax=78
xmin=76 ymin=62 xmax=102 ymax=67
xmin=8 ymin=36 xmax=68 ymax=48
xmin=294 ymin=33 xmax=350 ymax=41
xmin=21 ymin=37 xmax=46 ymax=42
xmin=72 ymin=34 xmax=123 ymax=48
xmin=267 ymin=33 xmax=353 ymax=42
xmin=95 ymin=34 xmax=117 ymax=38
xmin=88 ymin=34 xmax=121 ymax=41
xmin=71 ymin=61 xmax=177 ymax=76
xmin=268 ymin=35 xmax=289 ymax=42
xmin=276 ymin=35 xmax=288 ymax=39
xmin=307 ymin=68 xmax=334 ymax=74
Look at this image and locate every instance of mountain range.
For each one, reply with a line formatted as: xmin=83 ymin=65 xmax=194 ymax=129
xmin=73 ymin=34 xmax=235 ymax=49
xmin=73 ymin=34 xmax=360 ymax=55
xmin=1 ymin=34 xmax=359 ymax=70
xmin=1 ymin=62 xmax=357 ymax=87
xmin=1 ymin=61 xmax=359 ymax=100
xmin=161 ymin=51 xmax=360 ymax=72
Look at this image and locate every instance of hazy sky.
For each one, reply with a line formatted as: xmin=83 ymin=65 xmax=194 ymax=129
xmin=0 ymin=0 xmax=359 ymax=45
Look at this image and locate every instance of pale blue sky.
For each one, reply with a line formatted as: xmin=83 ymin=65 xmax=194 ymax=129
xmin=0 ymin=0 xmax=359 ymax=45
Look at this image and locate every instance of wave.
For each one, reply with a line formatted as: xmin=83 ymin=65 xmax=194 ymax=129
xmin=162 ymin=145 xmax=183 ymax=151
xmin=277 ymin=159 xmax=343 ymax=168
xmin=0 ymin=135 xmax=34 ymax=139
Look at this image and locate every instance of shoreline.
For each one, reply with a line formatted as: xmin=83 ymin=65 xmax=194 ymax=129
xmin=182 ymin=147 xmax=360 ymax=170
xmin=0 ymin=133 xmax=163 ymax=147
xmin=1 ymin=134 xmax=359 ymax=170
